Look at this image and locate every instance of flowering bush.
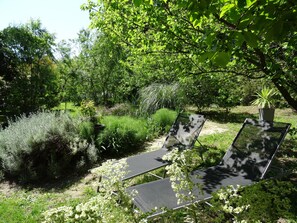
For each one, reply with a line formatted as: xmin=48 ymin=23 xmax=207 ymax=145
xmin=163 ymin=148 xmax=203 ymax=204
xmin=42 ymin=195 xmax=135 ymax=223
xmin=212 ymin=185 xmax=250 ymax=223
xmin=91 ymin=159 xmax=128 ymax=197
xmin=211 ymin=180 xmax=297 ymax=222
xmin=161 ymin=147 xmax=212 ymax=223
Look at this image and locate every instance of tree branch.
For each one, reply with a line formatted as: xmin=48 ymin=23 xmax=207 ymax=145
xmin=187 ymin=68 xmax=265 ymax=79
xmin=214 ymin=13 xmax=237 ymax=30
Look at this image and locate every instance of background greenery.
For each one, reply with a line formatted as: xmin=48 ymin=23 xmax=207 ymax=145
xmin=1 ymin=0 xmax=297 ymax=123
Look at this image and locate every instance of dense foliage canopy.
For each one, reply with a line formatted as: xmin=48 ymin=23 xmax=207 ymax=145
xmin=56 ymin=30 xmax=133 ymax=107
xmin=0 ymin=20 xmax=58 ymax=117
xmin=1 ymin=1 xmax=296 ymax=118
xmin=82 ymin=0 xmax=297 ymax=110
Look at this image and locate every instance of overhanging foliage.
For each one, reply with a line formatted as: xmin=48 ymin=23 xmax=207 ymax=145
xmin=82 ymin=0 xmax=297 ymax=110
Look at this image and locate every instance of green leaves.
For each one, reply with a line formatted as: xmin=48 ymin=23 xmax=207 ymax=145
xmin=83 ymin=0 xmax=297 ymax=111
xmin=0 ymin=21 xmax=58 ymax=117
xmin=251 ymin=86 xmax=278 ymax=108
xmin=132 ymin=0 xmax=154 ymax=6
xmin=198 ymin=51 xmax=231 ymax=67
xmin=133 ymin=0 xmax=142 ymax=7
xmin=220 ymin=3 xmax=235 ymax=18
xmin=213 ymin=51 xmax=231 ymax=67
xmin=243 ymin=31 xmax=258 ymax=48
xmin=246 ymin=0 xmax=256 ymax=7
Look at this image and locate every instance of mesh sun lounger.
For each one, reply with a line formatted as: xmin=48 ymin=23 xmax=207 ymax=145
xmin=120 ymin=113 xmax=205 ymax=181
xmin=126 ymin=118 xmax=290 ymax=217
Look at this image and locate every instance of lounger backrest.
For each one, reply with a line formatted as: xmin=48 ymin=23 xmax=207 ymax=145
xmin=221 ymin=119 xmax=290 ymax=180
xmin=162 ymin=113 xmax=205 ymax=150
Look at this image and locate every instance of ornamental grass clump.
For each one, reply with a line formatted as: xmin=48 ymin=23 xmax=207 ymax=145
xmin=138 ymin=83 xmax=185 ymax=115
xmin=97 ymin=115 xmax=149 ymax=156
xmin=0 ymin=111 xmax=97 ymax=183
xmin=150 ymin=108 xmax=177 ymax=135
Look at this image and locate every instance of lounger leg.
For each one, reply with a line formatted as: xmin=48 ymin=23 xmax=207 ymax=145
xmin=196 ymin=140 xmax=207 ymax=162
xmin=97 ymin=175 xmax=102 ymax=193
xmin=163 ymin=168 xmax=166 ymax=178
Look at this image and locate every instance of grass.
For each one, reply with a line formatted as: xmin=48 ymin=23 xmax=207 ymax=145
xmin=0 ymin=193 xmax=47 ymax=223
xmin=0 ymin=106 xmax=296 ymax=222
xmin=0 ymin=191 xmax=86 ymax=223
xmin=98 ymin=115 xmax=149 ymax=156
xmin=52 ymin=102 xmax=81 ymax=117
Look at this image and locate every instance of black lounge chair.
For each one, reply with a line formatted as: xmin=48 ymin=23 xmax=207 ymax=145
xmin=120 ymin=113 xmax=205 ymax=181
xmin=126 ymin=118 xmax=290 ymax=217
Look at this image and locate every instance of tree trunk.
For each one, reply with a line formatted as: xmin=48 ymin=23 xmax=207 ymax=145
xmin=272 ymin=78 xmax=297 ymax=111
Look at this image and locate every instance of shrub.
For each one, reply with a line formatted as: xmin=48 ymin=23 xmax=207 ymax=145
xmin=150 ymin=108 xmax=177 ymax=135
xmin=180 ymin=74 xmax=241 ymax=111
xmin=105 ymin=103 xmax=136 ymax=116
xmin=180 ymin=74 xmax=218 ymax=110
xmin=0 ymin=111 xmax=98 ymax=183
xmin=80 ymin=100 xmax=96 ymax=118
xmin=97 ymin=116 xmax=149 ymax=156
xmin=138 ymin=83 xmax=185 ymax=115
xmin=211 ymin=180 xmax=297 ymax=222
xmin=80 ymin=100 xmax=102 ymax=123
xmin=78 ymin=121 xmax=95 ymax=142
xmin=52 ymin=102 xmax=81 ymax=117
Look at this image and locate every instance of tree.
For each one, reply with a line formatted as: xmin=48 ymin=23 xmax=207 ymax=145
xmin=56 ymin=40 xmax=81 ymax=107
xmin=0 ymin=20 xmax=58 ymax=117
xmin=75 ymin=30 xmax=130 ymax=106
xmin=82 ymin=0 xmax=297 ymax=110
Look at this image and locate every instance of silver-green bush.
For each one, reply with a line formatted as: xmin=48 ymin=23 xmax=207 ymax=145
xmin=0 ymin=111 xmax=98 ymax=182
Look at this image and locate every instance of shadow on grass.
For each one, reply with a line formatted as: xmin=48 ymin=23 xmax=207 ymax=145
xmin=2 ymin=171 xmax=90 ymax=192
xmin=268 ymin=139 xmax=297 ymax=183
xmin=200 ymin=110 xmax=258 ymax=124
xmin=198 ymin=145 xmax=226 ymax=168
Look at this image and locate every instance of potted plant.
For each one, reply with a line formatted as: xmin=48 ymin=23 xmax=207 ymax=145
xmin=251 ymin=87 xmax=277 ymax=122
